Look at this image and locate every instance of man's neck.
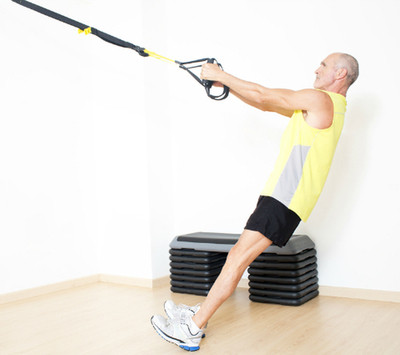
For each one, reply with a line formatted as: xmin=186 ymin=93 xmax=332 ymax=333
xmin=322 ymin=82 xmax=348 ymax=97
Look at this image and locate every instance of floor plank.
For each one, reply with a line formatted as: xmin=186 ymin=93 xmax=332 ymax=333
xmin=0 ymin=283 xmax=399 ymax=354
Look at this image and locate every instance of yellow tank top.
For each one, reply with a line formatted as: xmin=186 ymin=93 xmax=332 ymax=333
xmin=261 ymin=90 xmax=347 ymax=221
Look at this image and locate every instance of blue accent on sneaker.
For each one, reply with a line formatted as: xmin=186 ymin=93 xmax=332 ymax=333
xmin=151 ymin=315 xmax=202 ymax=352
xmin=179 ymin=345 xmax=200 ymax=351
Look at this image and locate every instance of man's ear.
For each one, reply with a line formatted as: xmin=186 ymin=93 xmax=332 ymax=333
xmin=336 ymin=67 xmax=348 ymax=80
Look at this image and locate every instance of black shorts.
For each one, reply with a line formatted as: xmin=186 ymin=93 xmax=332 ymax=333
xmin=244 ymin=196 xmax=301 ymax=247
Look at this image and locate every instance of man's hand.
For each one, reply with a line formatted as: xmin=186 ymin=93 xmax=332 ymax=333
xmin=201 ymin=63 xmax=224 ymax=87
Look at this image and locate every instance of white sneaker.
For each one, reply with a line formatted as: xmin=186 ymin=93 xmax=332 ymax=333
xmin=164 ymin=300 xmax=207 ymax=334
xmin=151 ymin=313 xmax=203 ymax=352
xmin=164 ymin=300 xmax=200 ymax=320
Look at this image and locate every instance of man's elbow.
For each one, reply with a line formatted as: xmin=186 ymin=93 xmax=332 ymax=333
xmin=253 ymin=88 xmax=273 ymax=111
xmin=257 ymin=96 xmax=277 ymax=112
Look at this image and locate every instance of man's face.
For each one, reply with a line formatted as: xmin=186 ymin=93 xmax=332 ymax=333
xmin=313 ymin=54 xmax=339 ymax=90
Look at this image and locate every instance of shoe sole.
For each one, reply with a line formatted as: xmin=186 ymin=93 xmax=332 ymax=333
xmin=150 ymin=316 xmax=200 ymax=352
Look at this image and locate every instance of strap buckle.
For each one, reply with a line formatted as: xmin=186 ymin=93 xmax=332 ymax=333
xmin=78 ymin=27 xmax=92 ymax=35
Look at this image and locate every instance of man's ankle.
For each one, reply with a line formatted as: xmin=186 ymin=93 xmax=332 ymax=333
xmin=192 ymin=313 xmax=205 ymax=330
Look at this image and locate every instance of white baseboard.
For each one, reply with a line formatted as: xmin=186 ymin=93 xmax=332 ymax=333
xmin=1 ymin=275 xmax=399 ymax=306
xmin=238 ymin=278 xmax=249 ymax=289
xmin=99 ymin=274 xmax=170 ymax=288
xmin=0 ymin=275 xmax=99 ymax=306
xmin=0 ymin=274 xmax=171 ymax=306
xmin=99 ymin=274 xmax=152 ymax=288
xmin=239 ymin=277 xmax=400 ymax=303
xmin=319 ymin=285 xmax=400 ymax=303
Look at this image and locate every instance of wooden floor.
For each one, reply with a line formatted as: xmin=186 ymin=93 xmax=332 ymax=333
xmin=1 ymin=283 xmax=400 ymax=355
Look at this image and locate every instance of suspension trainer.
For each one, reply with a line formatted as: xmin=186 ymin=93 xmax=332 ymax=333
xmin=11 ymin=0 xmax=229 ymax=100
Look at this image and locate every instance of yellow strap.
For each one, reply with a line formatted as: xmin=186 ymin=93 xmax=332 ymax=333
xmin=78 ymin=27 xmax=92 ymax=35
xmin=143 ymin=49 xmax=175 ymax=64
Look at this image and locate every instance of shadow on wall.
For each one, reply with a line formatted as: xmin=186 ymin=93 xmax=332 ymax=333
xmin=299 ymin=92 xmax=379 ymax=242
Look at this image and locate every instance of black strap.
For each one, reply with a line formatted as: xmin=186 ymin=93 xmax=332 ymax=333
xmin=90 ymin=28 xmax=148 ymax=57
xmin=11 ymin=0 xmax=148 ymax=57
xmin=12 ymin=0 xmax=230 ymax=100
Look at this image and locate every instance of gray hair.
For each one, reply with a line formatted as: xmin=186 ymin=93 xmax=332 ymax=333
xmin=336 ymin=53 xmax=359 ymax=87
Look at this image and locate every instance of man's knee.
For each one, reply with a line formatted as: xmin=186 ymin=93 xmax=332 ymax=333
xmin=225 ymin=244 xmax=249 ymax=273
xmin=225 ymin=230 xmax=272 ymax=271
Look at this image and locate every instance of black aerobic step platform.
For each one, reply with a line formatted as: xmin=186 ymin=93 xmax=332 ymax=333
xmin=170 ymin=286 xmax=209 ymax=297
xmin=249 ymin=276 xmax=318 ymax=292
xmin=248 ymin=234 xmax=318 ymax=306
xmin=169 ymin=254 xmax=227 ymax=264
xmin=171 ymin=280 xmax=215 ymax=290
xmin=249 ymin=290 xmax=319 ymax=306
xmin=248 ymin=263 xmax=317 ymax=277
xmin=250 ymin=256 xmax=317 ymax=270
xmin=253 ymin=249 xmax=316 ymax=263
xmin=169 ymin=233 xmax=232 ymax=296
xmin=170 ymin=232 xmax=313 ymax=255
xmin=170 ymin=273 xmax=219 ymax=283
xmin=169 ymin=249 xmax=223 ymax=257
xmin=170 ymin=267 xmax=223 ymax=277
xmin=170 ymin=260 xmax=226 ymax=270
xmin=249 ymin=283 xmax=319 ymax=299
xmin=169 ymin=232 xmax=318 ymax=305
xmin=248 ymin=269 xmax=318 ymax=285
xmin=169 ymin=266 xmax=223 ymax=295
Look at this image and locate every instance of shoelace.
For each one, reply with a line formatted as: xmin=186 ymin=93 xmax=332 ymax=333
xmin=179 ymin=310 xmax=193 ymax=325
xmin=173 ymin=303 xmax=207 ymax=331
xmin=174 ymin=303 xmax=198 ymax=320
xmin=178 ymin=303 xmax=199 ymax=312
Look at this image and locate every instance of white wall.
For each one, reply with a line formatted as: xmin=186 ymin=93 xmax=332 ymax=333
xmin=1 ymin=0 xmax=152 ymax=293
xmin=1 ymin=0 xmax=399 ymax=294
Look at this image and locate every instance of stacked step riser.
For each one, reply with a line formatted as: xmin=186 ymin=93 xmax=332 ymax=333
xmin=168 ymin=233 xmax=318 ymax=305
xmin=169 ymin=249 xmax=227 ymax=296
xmin=248 ymin=237 xmax=319 ymax=306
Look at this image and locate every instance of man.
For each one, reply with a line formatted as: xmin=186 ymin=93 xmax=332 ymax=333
xmin=151 ymin=53 xmax=359 ymax=351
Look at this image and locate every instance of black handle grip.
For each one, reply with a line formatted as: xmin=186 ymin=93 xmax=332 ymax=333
xmin=202 ymin=58 xmax=216 ymax=90
xmin=178 ymin=57 xmax=230 ymax=100
xmin=203 ymin=58 xmax=230 ymax=101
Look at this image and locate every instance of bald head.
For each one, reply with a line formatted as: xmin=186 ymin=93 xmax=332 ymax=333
xmin=334 ymin=53 xmax=359 ymax=88
xmin=314 ymin=53 xmax=359 ymax=95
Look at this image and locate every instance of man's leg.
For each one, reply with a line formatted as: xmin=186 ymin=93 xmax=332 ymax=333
xmin=192 ymin=229 xmax=273 ymax=329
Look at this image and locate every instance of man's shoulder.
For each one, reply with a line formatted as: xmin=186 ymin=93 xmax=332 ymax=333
xmin=299 ymin=88 xmax=332 ymax=101
xmin=301 ymin=90 xmax=334 ymax=129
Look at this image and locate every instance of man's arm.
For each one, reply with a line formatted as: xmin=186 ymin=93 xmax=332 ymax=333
xmin=228 ymin=87 xmax=295 ymax=117
xmin=201 ymin=64 xmax=334 ymax=129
